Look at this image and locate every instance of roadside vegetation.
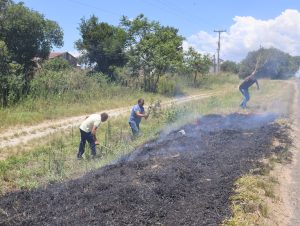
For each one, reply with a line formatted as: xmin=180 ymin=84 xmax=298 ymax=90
xmin=1 ymin=0 xmax=300 ymax=225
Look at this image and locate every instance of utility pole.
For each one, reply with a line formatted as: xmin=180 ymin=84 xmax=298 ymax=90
xmin=213 ymin=54 xmax=216 ymax=73
xmin=214 ymin=30 xmax=226 ymax=73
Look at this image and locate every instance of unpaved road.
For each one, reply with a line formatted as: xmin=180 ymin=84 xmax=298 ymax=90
xmin=0 ymin=91 xmax=221 ymax=151
xmin=282 ymin=79 xmax=300 ymax=226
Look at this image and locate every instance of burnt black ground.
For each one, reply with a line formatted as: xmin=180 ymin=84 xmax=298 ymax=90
xmin=0 ymin=113 xmax=290 ymax=226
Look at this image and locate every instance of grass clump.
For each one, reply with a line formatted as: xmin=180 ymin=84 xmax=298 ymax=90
xmin=224 ymin=175 xmax=275 ymax=226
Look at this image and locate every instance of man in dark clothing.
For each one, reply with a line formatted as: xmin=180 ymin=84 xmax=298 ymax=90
xmin=239 ymin=68 xmax=259 ymax=108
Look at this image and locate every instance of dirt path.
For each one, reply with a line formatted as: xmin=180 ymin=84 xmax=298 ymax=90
xmin=281 ymin=79 xmax=300 ymax=226
xmin=0 ymin=91 xmax=221 ymax=150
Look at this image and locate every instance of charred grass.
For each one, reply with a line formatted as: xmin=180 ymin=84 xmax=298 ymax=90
xmin=0 ymin=113 xmax=292 ymax=226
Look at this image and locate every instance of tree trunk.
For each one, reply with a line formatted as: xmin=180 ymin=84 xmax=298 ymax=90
xmin=193 ymin=72 xmax=197 ymax=86
xmin=154 ymin=74 xmax=160 ymax=92
xmin=1 ymin=88 xmax=8 ymax=107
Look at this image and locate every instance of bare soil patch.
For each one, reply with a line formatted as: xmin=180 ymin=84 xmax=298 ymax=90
xmin=0 ymin=113 xmax=290 ymax=226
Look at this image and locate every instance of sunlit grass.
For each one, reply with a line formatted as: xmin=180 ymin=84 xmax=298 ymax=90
xmin=0 ymin=88 xmax=166 ymax=130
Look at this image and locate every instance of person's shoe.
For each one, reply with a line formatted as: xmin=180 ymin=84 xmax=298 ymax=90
xmin=77 ymin=154 xmax=83 ymax=160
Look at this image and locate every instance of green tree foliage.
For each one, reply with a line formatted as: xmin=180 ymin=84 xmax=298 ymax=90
xmin=0 ymin=1 xmax=63 ymax=105
xmin=221 ymin=60 xmax=239 ymax=74
xmin=76 ymin=15 xmax=127 ymax=78
xmin=184 ymin=47 xmax=212 ymax=85
xmin=121 ymin=14 xmax=184 ymax=92
xmin=239 ymin=47 xmax=300 ymax=79
xmin=0 ymin=0 xmax=11 ymax=12
xmin=0 ymin=2 xmax=63 ymax=69
xmin=0 ymin=41 xmax=24 ymax=106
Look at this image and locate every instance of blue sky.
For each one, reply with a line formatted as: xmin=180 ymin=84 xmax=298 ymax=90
xmin=16 ymin=0 xmax=300 ymax=61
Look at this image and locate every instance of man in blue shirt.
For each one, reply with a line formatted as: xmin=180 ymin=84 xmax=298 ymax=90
xmin=128 ymin=98 xmax=149 ymax=137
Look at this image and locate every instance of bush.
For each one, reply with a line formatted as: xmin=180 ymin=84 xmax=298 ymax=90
xmin=157 ymin=76 xmax=181 ymax=96
xmin=42 ymin=58 xmax=72 ymax=71
xmin=86 ymin=71 xmax=109 ymax=86
xmin=29 ymin=69 xmax=102 ymax=99
xmin=163 ymin=104 xmax=187 ymax=123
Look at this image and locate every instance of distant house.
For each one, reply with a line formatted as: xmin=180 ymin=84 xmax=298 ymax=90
xmin=49 ymin=52 xmax=78 ymax=67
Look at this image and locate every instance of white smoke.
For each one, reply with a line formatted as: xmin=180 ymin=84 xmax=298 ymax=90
xmin=184 ymin=9 xmax=300 ymax=62
xmin=295 ymin=67 xmax=300 ymax=77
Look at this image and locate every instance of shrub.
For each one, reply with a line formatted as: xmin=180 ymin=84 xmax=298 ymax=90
xmin=157 ymin=76 xmax=180 ymax=96
xmin=29 ymin=69 xmax=100 ymax=98
xmin=163 ymin=104 xmax=187 ymax=123
xmin=42 ymin=58 xmax=72 ymax=71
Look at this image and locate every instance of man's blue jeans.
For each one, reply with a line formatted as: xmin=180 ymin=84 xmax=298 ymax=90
xmin=77 ymin=129 xmax=96 ymax=158
xmin=129 ymin=121 xmax=140 ymax=136
xmin=239 ymin=88 xmax=250 ymax=108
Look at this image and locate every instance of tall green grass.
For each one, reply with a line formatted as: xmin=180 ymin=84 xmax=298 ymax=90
xmin=0 ymin=72 xmax=240 ymax=130
xmin=0 ymin=69 xmax=167 ymax=129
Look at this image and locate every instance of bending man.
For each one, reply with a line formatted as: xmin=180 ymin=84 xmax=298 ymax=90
xmin=77 ymin=112 xmax=108 ymax=159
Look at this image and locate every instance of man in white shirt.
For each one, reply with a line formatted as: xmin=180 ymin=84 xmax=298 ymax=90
xmin=77 ymin=112 xmax=108 ymax=159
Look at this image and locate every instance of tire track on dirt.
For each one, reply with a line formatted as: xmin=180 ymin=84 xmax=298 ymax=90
xmin=0 ymin=91 xmax=222 ymax=151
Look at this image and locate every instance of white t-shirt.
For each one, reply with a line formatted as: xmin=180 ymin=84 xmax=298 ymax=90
xmin=79 ymin=114 xmax=101 ymax=133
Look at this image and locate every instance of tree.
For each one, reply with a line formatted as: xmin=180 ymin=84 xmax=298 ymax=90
xmin=220 ymin=60 xmax=239 ymax=74
xmin=121 ymin=14 xmax=184 ymax=92
xmin=0 ymin=2 xmax=63 ymax=93
xmin=75 ymin=15 xmax=127 ymax=78
xmin=0 ymin=0 xmax=12 ymax=12
xmin=0 ymin=40 xmax=23 ymax=106
xmin=239 ymin=47 xmax=300 ymax=79
xmin=184 ymin=47 xmax=212 ymax=85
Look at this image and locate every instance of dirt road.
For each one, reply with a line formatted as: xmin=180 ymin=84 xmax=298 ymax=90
xmin=282 ymin=79 xmax=300 ymax=226
xmin=0 ymin=91 xmax=221 ymax=150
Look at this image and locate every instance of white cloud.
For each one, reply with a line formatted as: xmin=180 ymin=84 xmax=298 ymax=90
xmin=184 ymin=9 xmax=300 ymax=62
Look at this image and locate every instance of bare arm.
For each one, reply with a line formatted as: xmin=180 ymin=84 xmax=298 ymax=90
xmin=91 ymin=126 xmax=99 ymax=144
xmin=136 ymin=111 xmax=149 ymax=120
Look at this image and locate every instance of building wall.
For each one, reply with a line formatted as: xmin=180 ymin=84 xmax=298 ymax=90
xmin=58 ymin=52 xmax=77 ymax=67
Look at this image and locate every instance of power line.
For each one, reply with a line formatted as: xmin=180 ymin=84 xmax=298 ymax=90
xmin=64 ymin=0 xmax=122 ymax=17
xmin=159 ymin=0 xmax=213 ymax=27
xmin=142 ymin=0 xmax=198 ymax=25
xmin=214 ymin=29 xmax=226 ymax=73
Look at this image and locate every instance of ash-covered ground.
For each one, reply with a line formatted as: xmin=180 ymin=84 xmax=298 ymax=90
xmin=0 ymin=113 xmax=290 ymax=226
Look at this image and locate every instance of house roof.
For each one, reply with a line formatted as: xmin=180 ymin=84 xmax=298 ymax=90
xmin=49 ymin=52 xmax=64 ymax=58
